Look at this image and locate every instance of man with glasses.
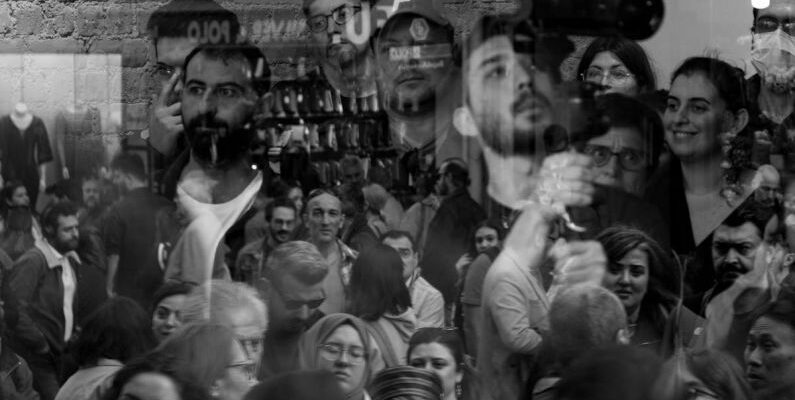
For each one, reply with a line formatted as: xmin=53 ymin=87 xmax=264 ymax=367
xmin=305 ymin=190 xmax=358 ymax=315
xmin=256 ymin=241 xmax=328 ymax=379
xmin=584 ymin=93 xmax=664 ymax=197
xmin=382 ymin=230 xmax=445 ymax=328
xmin=302 ymin=0 xmax=378 ymax=98
xmin=749 ymin=0 xmax=795 ymax=172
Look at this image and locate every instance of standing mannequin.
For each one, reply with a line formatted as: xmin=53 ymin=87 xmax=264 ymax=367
xmin=0 ymin=103 xmax=53 ymax=207
xmin=55 ymin=104 xmax=103 ymax=183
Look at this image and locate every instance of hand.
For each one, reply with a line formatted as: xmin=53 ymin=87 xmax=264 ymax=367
xmin=533 ymin=152 xmax=596 ymax=208
xmin=62 ymin=166 xmax=70 ymax=180
xmin=150 ymin=70 xmax=184 ymax=139
xmin=547 ymin=239 xmax=607 ymax=287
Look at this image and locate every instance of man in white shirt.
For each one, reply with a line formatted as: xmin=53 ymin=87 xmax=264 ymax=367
xmin=7 ymin=201 xmax=81 ymax=400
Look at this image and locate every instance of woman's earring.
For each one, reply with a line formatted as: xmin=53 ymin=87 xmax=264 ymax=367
xmin=455 ymin=382 xmax=463 ymax=399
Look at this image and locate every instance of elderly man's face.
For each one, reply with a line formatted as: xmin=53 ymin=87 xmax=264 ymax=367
xmin=462 ymin=35 xmax=557 ymax=157
xmin=181 ymin=52 xmax=258 ymax=167
xmin=307 ymin=193 xmax=344 ymax=244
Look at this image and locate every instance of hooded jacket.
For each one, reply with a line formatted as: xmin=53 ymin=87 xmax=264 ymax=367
xmin=364 ymin=308 xmax=418 ymax=367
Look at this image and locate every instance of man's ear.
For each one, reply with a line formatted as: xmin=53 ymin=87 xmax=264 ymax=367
xmin=453 ymin=106 xmax=479 ymax=138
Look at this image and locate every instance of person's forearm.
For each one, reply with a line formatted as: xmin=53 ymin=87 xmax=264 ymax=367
xmin=148 ymin=124 xmax=179 ymax=157
xmin=106 ymin=254 xmax=119 ymax=296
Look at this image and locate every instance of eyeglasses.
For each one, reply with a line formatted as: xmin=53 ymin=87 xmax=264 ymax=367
xmin=307 ymin=4 xmax=362 ymax=33
xmin=318 ymin=343 xmax=367 ymax=364
xmin=237 ymin=336 xmax=264 ymax=361
xmin=755 ymin=16 xmax=795 ymax=35
xmin=581 ymin=67 xmax=634 ymax=85
xmin=227 ymin=360 xmax=258 ymax=381
xmin=583 ymin=145 xmax=647 ymax=171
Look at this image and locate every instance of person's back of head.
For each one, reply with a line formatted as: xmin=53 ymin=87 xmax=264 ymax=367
xmin=181 ymin=279 xmax=268 ymax=331
xmin=556 ymin=345 xmax=662 ymax=400
xmin=264 ymin=241 xmax=328 ymax=286
xmin=370 ymin=366 xmax=444 ymax=400
xmin=73 ymin=296 xmax=156 ymax=367
xmin=244 ymin=370 xmax=345 ymax=400
xmin=548 ymin=284 xmax=628 ymax=369
xmin=110 ymin=152 xmax=147 ymax=183
xmin=347 ymin=244 xmax=411 ymax=321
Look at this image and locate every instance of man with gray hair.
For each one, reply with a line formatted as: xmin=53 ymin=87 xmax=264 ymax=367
xmin=256 ymin=241 xmax=329 ymax=379
xmin=181 ymin=279 xmax=268 ymax=375
xmin=531 ymin=284 xmax=629 ymax=400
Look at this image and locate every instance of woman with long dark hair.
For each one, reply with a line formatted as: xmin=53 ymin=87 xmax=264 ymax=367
xmin=597 ymin=226 xmax=704 ymax=357
xmin=577 ymin=36 xmax=657 ymax=97
xmin=347 ymin=244 xmax=416 ymax=367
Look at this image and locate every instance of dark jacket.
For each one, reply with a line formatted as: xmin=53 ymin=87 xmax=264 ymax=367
xmin=7 ymin=243 xmax=80 ymax=356
xmin=421 ymin=189 xmax=486 ymax=303
xmin=0 ymin=346 xmax=39 ymax=400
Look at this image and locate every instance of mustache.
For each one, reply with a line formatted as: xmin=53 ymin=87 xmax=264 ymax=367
xmin=186 ymin=115 xmax=230 ymax=133
xmin=512 ymin=90 xmax=546 ymax=114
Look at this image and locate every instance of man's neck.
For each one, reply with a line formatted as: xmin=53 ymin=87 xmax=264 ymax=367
xmin=758 ymin=84 xmax=795 ymax=123
xmin=314 ymin=239 xmax=338 ymax=258
xmin=180 ymin=155 xmax=257 ymax=204
xmin=482 ymin=147 xmax=541 ymax=209
xmin=679 ymin=154 xmax=724 ymax=195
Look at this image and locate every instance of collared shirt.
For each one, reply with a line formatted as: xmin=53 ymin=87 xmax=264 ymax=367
xmin=37 ymin=240 xmax=79 ymax=342
xmin=406 ymin=269 xmax=445 ymax=328
xmin=318 ymin=240 xmax=358 ymax=315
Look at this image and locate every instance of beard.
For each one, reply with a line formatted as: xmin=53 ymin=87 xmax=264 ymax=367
xmin=476 ymin=91 xmax=558 ymax=157
xmin=185 ymin=114 xmax=254 ymax=168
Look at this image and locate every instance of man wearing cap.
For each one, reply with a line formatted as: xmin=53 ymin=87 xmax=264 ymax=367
xmin=163 ymin=43 xmax=270 ymax=286
xmin=374 ymin=1 xmax=467 ymax=176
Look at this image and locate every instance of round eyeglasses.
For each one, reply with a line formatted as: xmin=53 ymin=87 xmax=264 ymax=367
xmin=306 ymin=4 xmax=362 ymax=33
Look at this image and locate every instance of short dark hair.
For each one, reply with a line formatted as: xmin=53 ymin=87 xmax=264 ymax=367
xmin=41 ymin=200 xmax=79 ymax=235
xmin=440 ymin=158 xmax=470 ymax=188
xmin=151 ymin=281 xmax=194 ymax=314
xmin=576 ymin=37 xmax=657 ymax=93
xmin=720 ymin=198 xmax=775 ymax=238
xmin=265 ymin=198 xmax=297 ymax=223
xmin=110 ymin=152 xmax=147 ymax=182
xmin=73 ymin=297 xmax=156 ymax=367
xmin=146 ymin=0 xmax=240 ymax=44
xmin=182 ymin=43 xmax=271 ymax=96
xmin=463 ymin=15 xmax=573 ymax=84
xmin=348 ymin=244 xmax=412 ymax=321
xmin=381 ymin=230 xmax=417 ymax=252
xmin=594 ymin=93 xmax=664 ymax=172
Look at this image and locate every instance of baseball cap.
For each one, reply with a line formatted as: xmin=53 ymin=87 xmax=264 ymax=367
xmin=387 ymin=0 xmax=450 ymax=27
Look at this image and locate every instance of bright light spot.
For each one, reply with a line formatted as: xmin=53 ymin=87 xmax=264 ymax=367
xmin=752 ymin=0 xmax=770 ymax=9
xmin=251 ymin=164 xmax=258 ymax=170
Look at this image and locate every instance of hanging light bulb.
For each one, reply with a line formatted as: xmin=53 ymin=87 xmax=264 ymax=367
xmin=752 ymin=0 xmax=770 ymax=9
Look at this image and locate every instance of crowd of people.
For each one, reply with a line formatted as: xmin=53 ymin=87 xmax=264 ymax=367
xmin=4 ymin=0 xmax=795 ymax=399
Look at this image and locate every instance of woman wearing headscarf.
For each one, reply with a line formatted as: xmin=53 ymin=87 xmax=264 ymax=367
xmin=298 ymin=314 xmax=385 ymax=400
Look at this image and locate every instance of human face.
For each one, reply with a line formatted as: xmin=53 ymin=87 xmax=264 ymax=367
xmin=269 ymin=274 xmax=325 ymax=333
xmin=52 ymin=215 xmax=80 ymax=253
xmin=342 ymin=165 xmax=364 ymax=186
xmin=664 ymin=73 xmax=727 ymax=162
xmin=288 ymin=187 xmax=304 ymax=214
xmin=586 ymin=127 xmax=648 ymax=196
xmin=118 ymin=372 xmax=182 ymax=400
xmin=745 ymin=316 xmax=795 ymax=396
xmin=9 ymin=186 xmax=29 ymax=207
xmin=217 ymin=340 xmax=258 ymax=400
xmin=474 ymin=227 xmax=500 ymax=253
xmin=181 ymin=52 xmax=258 ymax=168
xmin=435 ymin=169 xmax=452 ymax=196
xmin=383 ymin=236 xmax=418 ymax=280
xmin=225 ymin=309 xmax=265 ymax=371
xmin=82 ymin=180 xmax=101 ymax=209
xmin=376 ymin=16 xmax=453 ymax=116
xmin=464 ymin=35 xmax=557 ymax=156
xmin=756 ymin=0 xmax=795 ymax=35
xmin=712 ymin=222 xmax=763 ymax=286
xmin=317 ymin=324 xmax=367 ymax=396
xmin=151 ymin=294 xmax=186 ymax=343
xmin=584 ymin=51 xmax=640 ymax=96
xmin=306 ymin=0 xmax=372 ymax=92
xmin=602 ymin=247 xmax=649 ymax=316
xmin=409 ymin=342 xmax=462 ymax=400
xmin=154 ymin=37 xmax=196 ymax=100
xmin=307 ymin=194 xmax=343 ymax=244
xmin=269 ymin=207 xmax=296 ymax=244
